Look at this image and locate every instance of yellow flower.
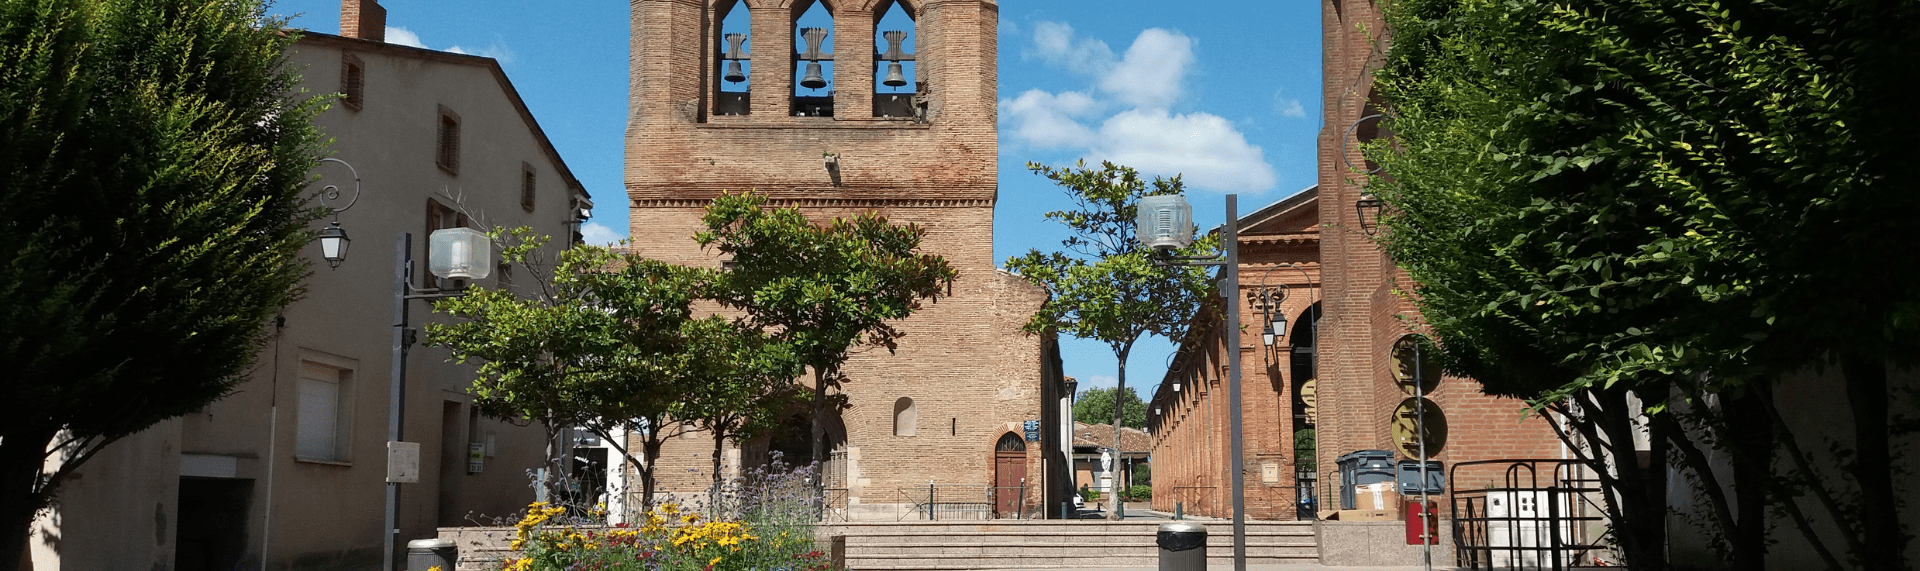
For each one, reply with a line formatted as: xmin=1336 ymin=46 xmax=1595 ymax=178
xmin=709 ymin=556 xmax=723 ymax=566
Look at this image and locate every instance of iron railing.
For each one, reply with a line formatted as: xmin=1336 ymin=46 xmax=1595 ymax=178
xmin=894 ymin=483 xmax=1032 ymax=520
xmin=1450 ymin=459 xmax=1608 ymax=570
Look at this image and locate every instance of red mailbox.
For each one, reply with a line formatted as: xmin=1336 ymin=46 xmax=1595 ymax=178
xmin=1405 ymin=500 xmax=1439 ymax=545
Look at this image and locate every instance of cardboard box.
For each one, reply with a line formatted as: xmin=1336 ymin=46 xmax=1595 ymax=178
xmin=1325 ymin=509 xmax=1398 ymax=521
xmin=1357 ymin=482 xmax=1402 ymax=512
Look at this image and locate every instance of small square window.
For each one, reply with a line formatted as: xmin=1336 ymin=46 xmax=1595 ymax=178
xmin=436 ymin=105 xmax=461 ymax=174
xmin=341 ymin=53 xmax=365 ymax=111
xmin=520 ymin=163 xmax=537 ymax=212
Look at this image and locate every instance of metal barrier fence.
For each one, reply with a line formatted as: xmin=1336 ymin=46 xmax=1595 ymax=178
xmin=894 ymin=482 xmax=1030 ymax=520
xmin=1168 ymin=486 xmax=1220 ymax=516
xmin=821 ymin=487 xmax=849 ymax=522
xmin=1449 ymin=459 xmax=1607 ymax=570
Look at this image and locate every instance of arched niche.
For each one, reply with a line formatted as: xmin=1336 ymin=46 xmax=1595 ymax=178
xmin=791 ymin=0 xmax=835 ymax=116
xmin=893 ymin=396 xmax=916 ymax=436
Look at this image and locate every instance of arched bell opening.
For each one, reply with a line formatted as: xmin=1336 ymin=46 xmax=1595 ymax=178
xmin=790 ymin=0 xmax=835 ymax=117
xmin=713 ymin=0 xmax=752 ymax=116
xmin=871 ymin=0 xmax=917 ymax=119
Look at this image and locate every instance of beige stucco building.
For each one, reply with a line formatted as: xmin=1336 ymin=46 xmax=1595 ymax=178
xmin=28 ymin=2 xmax=592 ymax=569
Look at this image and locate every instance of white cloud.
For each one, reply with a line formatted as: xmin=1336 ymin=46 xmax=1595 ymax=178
xmin=385 ymin=26 xmax=426 ymax=48
xmin=579 ymin=222 xmax=625 ymax=247
xmin=998 ymin=18 xmax=1021 ymax=39
xmin=448 ymin=38 xmax=517 ymax=66
xmin=1099 ymin=28 xmax=1193 ymax=109
xmin=1001 ymin=24 xmax=1277 ymax=194
xmin=1092 ymin=109 xmax=1276 ymax=192
xmin=384 ymin=26 xmax=516 ymax=66
xmin=1274 ymin=96 xmax=1307 ymax=118
xmin=1027 ymin=21 xmax=1115 ymax=77
xmin=998 ymin=89 xmax=1101 ymax=149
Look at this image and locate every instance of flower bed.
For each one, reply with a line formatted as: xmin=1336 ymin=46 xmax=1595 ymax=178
xmin=490 ymin=501 xmax=831 ymax=571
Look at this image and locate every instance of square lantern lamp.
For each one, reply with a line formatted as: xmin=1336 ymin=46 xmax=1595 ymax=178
xmin=317 ymin=222 xmax=350 ymax=269
xmin=429 ymin=227 xmax=492 ymax=281
xmin=1135 ymin=194 xmax=1195 ymax=251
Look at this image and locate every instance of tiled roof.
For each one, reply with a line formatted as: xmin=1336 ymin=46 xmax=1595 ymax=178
xmin=1073 ymin=422 xmax=1152 ymax=451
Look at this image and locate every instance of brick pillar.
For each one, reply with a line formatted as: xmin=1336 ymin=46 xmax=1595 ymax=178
xmin=340 ymin=0 xmax=386 ymax=42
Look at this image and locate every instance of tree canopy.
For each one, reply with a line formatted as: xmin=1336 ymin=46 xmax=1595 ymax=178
xmin=0 ymin=0 xmax=325 ymax=561
xmin=429 ymin=230 xmax=810 ymax=510
xmin=698 ymin=191 xmax=956 ymax=467
xmin=1073 ymin=386 xmax=1146 ymax=430
xmin=1005 ymin=160 xmax=1216 ymax=519
xmin=1373 ymin=0 xmax=1920 ymax=567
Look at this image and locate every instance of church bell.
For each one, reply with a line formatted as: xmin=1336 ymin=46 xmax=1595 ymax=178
xmin=882 ymin=62 xmax=906 ymax=88
xmin=724 ymin=61 xmax=746 ymax=84
xmin=800 ymin=62 xmax=827 ymax=90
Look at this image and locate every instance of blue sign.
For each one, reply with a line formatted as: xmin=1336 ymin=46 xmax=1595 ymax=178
xmin=1023 ymin=420 xmax=1039 ymax=431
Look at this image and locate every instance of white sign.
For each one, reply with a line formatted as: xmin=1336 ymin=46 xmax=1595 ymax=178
xmin=387 ymin=441 xmax=420 ymax=483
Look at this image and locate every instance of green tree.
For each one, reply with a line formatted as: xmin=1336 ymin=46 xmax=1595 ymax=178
xmin=0 ymin=0 xmax=324 ymax=561
xmin=1005 ymin=161 xmax=1216 ymax=520
xmin=673 ymin=315 xmax=809 ymax=494
xmin=697 ymin=192 xmax=957 ymax=475
xmin=429 ymin=233 xmax=715 ymax=511
xmin=1073 ymin=386 xmax=1146 ymax=430
xmin=1373 ymin=0 xmax=1920 ymax=568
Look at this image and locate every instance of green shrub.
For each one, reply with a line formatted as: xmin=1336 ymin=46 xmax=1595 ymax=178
xmin=1123 ymin=485 xmax=1153 ymax=501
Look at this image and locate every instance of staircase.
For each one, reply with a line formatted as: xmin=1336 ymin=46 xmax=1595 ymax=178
xmin=822 ymin=520 xmax=1319 ymax=570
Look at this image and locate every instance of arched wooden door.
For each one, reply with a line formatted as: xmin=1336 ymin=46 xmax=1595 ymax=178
xmin=993 ymin=432 xmax=1027 ymax=516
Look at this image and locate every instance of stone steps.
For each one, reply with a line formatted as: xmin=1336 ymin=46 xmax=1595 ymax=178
xmin=826 ymin=521 xmax=1320 ymax=571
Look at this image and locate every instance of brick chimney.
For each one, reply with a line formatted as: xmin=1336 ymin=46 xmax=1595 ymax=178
xmin=340 ymin=0 xmax=386 ymax=42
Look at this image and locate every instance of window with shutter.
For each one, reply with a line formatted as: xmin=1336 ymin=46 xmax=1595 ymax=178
xmin=436 ymin=106 xmax=461 ymax=174
xmin=520 ymin=163 xmax=537 ymax=212
xmin=297 ymin=361 xmax=349 ymax=462
xmin=341 ymin=53 xmax=365 ymax=111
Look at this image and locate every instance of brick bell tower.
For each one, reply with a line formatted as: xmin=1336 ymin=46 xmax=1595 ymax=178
xmin=626 ymin=0 xmax=1050 ymax=519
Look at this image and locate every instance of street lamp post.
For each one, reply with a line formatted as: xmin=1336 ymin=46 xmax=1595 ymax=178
xmin=379 ymin=228 xmax=489 ymax=571
xmin=316 ymin=168 xmax=492 ymax=571
xmin=1137 ymin=193 xmax=1247 ymax=571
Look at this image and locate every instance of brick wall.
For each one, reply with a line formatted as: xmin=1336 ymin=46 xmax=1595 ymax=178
xmin=1146 ymin=0 xmax=1565 ymax=521
xmin=624 ymin=0 xmax=1045 ymax=518
xmin=1314 ymin=0 xmax=1563 ymax=503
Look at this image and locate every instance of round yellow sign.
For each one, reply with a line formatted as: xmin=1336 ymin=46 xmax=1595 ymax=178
xmin=1298 ymin=378 xmax=1317 ymax=425
xmin=1390 ymin=335 xmax=1442 ymax=395
xmin=1391 ymin=397 xmax=1447 ymax=458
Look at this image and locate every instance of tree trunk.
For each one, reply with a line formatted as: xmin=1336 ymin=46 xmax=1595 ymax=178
xmin=0 ymin=428 xmax=57 ymax=571
xmin=1583 ymin=387 xmax=1668 ymax=571
xmin=1842 ymin=355 xmax=1905 ymax=571
xmin=811 ymin=368 xmax=828 ymax=486
xmin=640 ymin=431 xmax=664 ymax=513
xmin=711 ymin=427 xmax=728 ymax=515
xmin=1109 ymin=351 xmax=1127 ymax=520
xmin=1723 ymin=390 xmax=1773 ymax=571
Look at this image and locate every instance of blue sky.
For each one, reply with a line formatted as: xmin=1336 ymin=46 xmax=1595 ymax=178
xmin=269 ymin=0 xmax=1323 ymax=397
